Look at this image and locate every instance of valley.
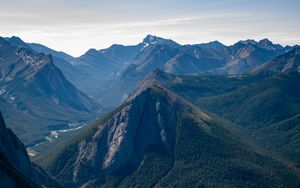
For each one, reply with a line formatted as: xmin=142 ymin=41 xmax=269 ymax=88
xmin=1 ymin=33 xmax=300 ymax=187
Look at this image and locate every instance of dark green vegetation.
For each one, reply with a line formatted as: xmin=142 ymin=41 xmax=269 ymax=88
xmin=196 ymin=73 xmax=300 ymax=166
xmin=141 ymin=70 xmax=300 ymax=170
xmin=37 ymin=85 xmax=300 ymax=187
xmin=0 ymin=155 xmax=37 ymax=188
xmin=0 ymin=112 xmax=59 ymax=187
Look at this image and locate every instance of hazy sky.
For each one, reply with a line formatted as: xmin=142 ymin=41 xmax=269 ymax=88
xmin=1 ymin=0 xmax=300 ymax=56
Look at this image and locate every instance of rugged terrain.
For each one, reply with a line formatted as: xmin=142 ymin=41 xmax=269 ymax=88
xmin=0 ymin=36 xmax=100 ymax=146
xmin=37 ymin=85 xmax=300 ymax=187
xmin=0 ymin=112 xmax=59 ymax=187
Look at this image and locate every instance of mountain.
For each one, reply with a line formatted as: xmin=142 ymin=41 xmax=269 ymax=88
xmin=4 ymin=36 xmax=77 ymax=82
xmin=62 ymin=35 xmax=180 ymax=105
xmin=98 ymin=36 xmax=291 ymax=108
xmin=132 ymin=69 xmax=250 ymax=99
xmin=252 ymin=47 xmax=300 ymax=75
xmin=115 ymin=35 xmax=180 ymax=79
xmin=142 ymin=34 xmax=180 ymax=48
xmin=50 ymin=42 xmax=144 ymax=99
xmin=67 ymin=48 xmax=124 ymax=97
xmin=26 ymin=42 xmax=100 ymax=98
xmin=95 ymin=35 xmax=184 ymax=107
xmin=196 ymin=40 xmax=226 ymax=49
xmin=0 ymin=112 xmax=59 ymax=187
xmin=37 ymin=85 xmax=300 ymax=187
xmin=124 ymin=36 xmax=288 ymax=77
xmin=0 ymin=36 xmax=100 ymax=145
xmin=163 ymin=44 xmax=228 ymax=75
xmin=4 ymin=36 xmax=30 ymax=49
xmin=214 ymin=38 xmax=288 ymax=74
xmin=25 ymin=39 xmax=144 ymax=101
xmin=23 ymin=35 xmax=291 ymax=109
xmin=99 ymin=43 xmax=144 ymax=62
xmin=131 ymin=44 xmax=180 ymax=76
xmin=116 ymin=35 xmax=181 ymax=78
xmin=28 ymin=43 xmax=73 ymax=61
xmin=163 ymin=53 xmax=202 ymax=75
xmin=138 ymin=69 xmax=300 ymax=168
xmin=12 ymin=35 xmax=295 ymax=110
xmin=195 ymin=72 xmax=300 ymax=165
xmin=16 ymin=35 xmax=293 ymax=79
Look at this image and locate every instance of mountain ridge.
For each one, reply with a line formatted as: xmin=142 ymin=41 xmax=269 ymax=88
xmin=252 ymin=47 xmax=300 ymax=75
xmin=136 ymin=69 xmax=300 ymax=168
xmin=0 ymin=36 xmax=100 ymax=146
xmin=37 ymin=84 xmax=300 ymax=187
xmin=20 ymin=34 xmax=298 ymax=108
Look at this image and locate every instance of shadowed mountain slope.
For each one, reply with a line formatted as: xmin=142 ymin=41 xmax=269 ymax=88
xmin=0 ymin=112 xmax=59 ymax=187
xmin=37 ymin=85 xmax=300 ymax=188
xmin=0 ymin=37 xmax=100 ymax=145
xmin=137 ymin=69 xmax=300 ymax=168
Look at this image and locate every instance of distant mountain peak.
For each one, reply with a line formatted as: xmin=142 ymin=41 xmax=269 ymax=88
xmin=143 ymin=34 xmax=158 ymax=44
xmin=142 ymin=34 xmax=179 ymax=47
xmin=8 ymin=36 xmax=24 ymax=43
xmin=259 ymin=38 xmax=285 ymax=51
xmin=198 ymin=40 xmax=225 ymax=48
xmin=259 ymin=38 xmax=273 ymax=45
xmin=4 ymin=36 xmax=29 ymax=49
xmin=110 ymin=44 xmax=125 ymax=48
xmin=236 ymin=38 xmax=283 ymax=50
xmin=237 ymin=39 xmax=258 ymax=45
xmin=208 ymin=40 xmax=224 ymax=46
xmin=85 ymin=48 xmax=99 ymax=55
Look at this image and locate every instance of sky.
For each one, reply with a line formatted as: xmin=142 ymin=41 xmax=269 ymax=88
xmin=0 ymin=0 xmax=300 ymax=57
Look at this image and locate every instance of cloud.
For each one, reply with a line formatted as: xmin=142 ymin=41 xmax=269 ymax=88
xmin=0 ymin=0 xmax=299 ymax=56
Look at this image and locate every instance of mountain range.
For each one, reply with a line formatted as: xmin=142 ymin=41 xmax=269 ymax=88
xmin=94 ymin=35 xmax=297 ymax=107
xmin=1 ymin=34 xmax=300 ymax=187
xmin=2 ymin=34 xmax=298 ymax=147
xmin=29 ymin=35 xmax=297 ymax=108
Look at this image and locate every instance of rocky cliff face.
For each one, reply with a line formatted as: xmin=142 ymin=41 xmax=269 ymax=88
xmin=0 ymin=112 xmax=32 ymax=173
xmin=0 ymin=112 xmax=59 ymax=187
xmin=0 ymin=37 xmax=98 ymax=112
xmin=0 ymin=36 xmax=100 ymax=145
xmin=43 ymin=84 xmax=300 ymax=188
xmin=252 ymin=47 xmax=300 ymax=75
xmin=47 ymin=85 xmax=182 ymax=186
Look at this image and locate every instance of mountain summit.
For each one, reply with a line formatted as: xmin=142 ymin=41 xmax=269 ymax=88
xmin=40 ymin=84 xmax=300 ymax=187
xmin=0 ymin=36 xmax=99 ymax=145
xmin=142 ymin=34 xmax=180 ymax=47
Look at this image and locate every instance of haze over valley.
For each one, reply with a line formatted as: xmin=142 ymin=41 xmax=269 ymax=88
xmin=1 ymin=0 xmax=300 ymax=187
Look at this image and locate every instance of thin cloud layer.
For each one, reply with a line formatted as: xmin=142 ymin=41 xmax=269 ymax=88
xmin=0 ymin=0 xmax=299 ymax=56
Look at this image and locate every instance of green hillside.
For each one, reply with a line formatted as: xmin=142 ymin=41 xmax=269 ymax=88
xmin=37 ymin=85 xmax=300 ymax=187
